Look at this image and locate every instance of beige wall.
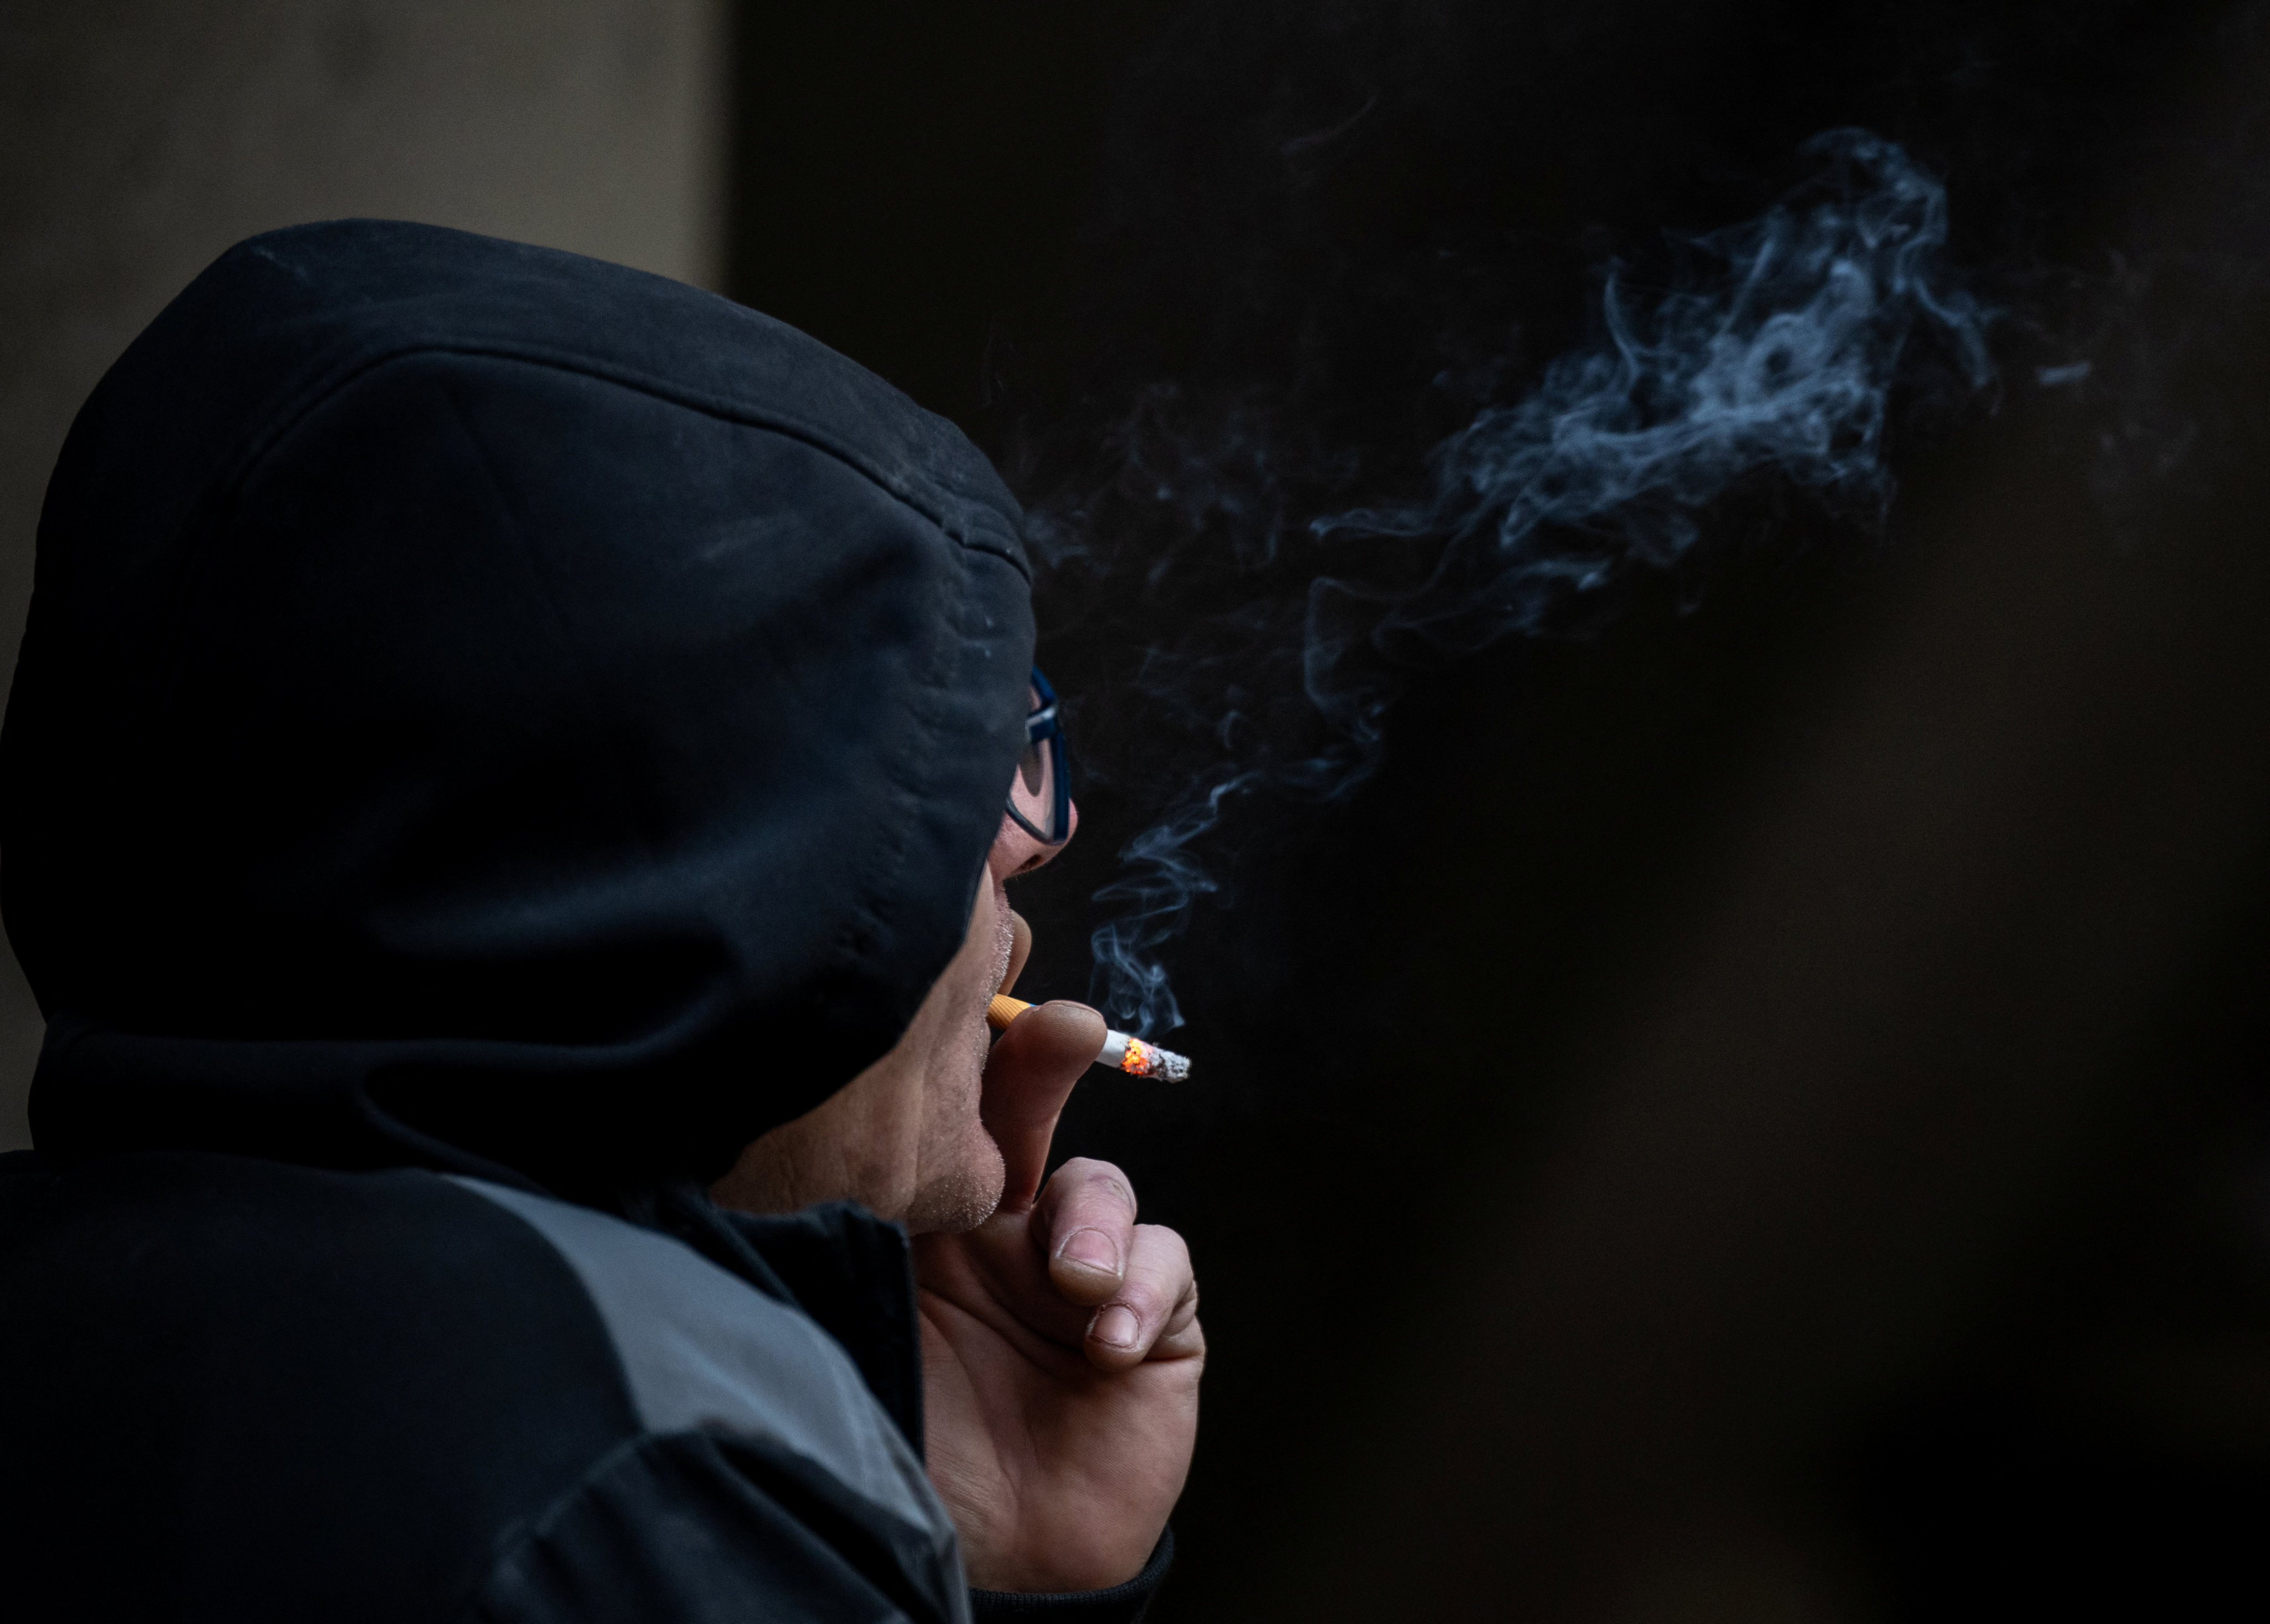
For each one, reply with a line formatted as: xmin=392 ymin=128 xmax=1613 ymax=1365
xmin=0 ymin=0 xmax=728 ymax=1148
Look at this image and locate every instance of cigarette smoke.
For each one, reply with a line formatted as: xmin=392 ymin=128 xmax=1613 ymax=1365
xmin=1044 ymin=129 xmax=1998 ymax=1036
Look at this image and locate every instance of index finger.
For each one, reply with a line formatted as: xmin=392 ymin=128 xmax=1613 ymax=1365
xmin=980 ymin=998 xmax=1108 ymax=1211
xmin=1033 ymin=1156 xmax=1140 ymax=1305
xmin=1084 ymin=1222 xmax=1201 ymax=1372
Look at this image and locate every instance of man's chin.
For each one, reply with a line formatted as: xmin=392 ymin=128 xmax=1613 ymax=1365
xmin=901 ymin=1135 xmax=1006 ymax=1235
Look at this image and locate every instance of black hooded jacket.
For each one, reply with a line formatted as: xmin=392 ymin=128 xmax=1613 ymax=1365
xmin=0 ymin=223 xmax=1167 ymax=1622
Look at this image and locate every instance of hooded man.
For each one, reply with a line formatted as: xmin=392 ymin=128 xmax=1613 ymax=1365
xmin=0 ymin=222 xmax=1199 ymax=1622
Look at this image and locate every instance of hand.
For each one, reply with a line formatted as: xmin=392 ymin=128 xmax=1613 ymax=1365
xmin=913 ymin=998 xmax=1203 ymax=1592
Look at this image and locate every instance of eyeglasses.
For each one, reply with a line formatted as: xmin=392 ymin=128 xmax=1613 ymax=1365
xmin=1005 ymin=667 xmax=1072 ymax=845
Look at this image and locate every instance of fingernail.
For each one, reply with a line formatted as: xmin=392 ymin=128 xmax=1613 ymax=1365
xmin=1094 ymin=1305 xmax=1139 ymax=1349
xmin=1057 ymin=1228 xmax=1120 ymax=1276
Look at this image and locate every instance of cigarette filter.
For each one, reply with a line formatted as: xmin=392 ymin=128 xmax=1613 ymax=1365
xmin=986 ymin=994 xmax=1192 ymax=1082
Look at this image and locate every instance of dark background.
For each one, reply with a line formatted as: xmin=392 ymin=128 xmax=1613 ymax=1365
xmin=728 ymin=3 xmax=2270 ymax=1618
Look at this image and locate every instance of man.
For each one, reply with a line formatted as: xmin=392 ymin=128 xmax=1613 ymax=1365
xmin=0 ymin=221 xmax=1198 ymax=1621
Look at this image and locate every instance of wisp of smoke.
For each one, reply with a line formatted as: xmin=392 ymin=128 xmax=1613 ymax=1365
xmin=1077 ymin=129 xmax=1998 ymax=1035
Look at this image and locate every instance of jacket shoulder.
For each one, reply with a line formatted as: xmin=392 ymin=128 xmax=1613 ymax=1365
xmin=447 ymin=1177 xmax=948 ymax=1540
xmin=0 ymin=1151 xmax=636 ymax=1619
xmin=0 ymin=1151 xmax=970 ymax=1621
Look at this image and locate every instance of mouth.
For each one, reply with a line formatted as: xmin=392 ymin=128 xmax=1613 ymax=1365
xmin=997 ymin=902 xmax=1031 ymax=998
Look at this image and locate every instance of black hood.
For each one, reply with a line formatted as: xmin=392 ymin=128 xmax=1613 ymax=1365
xmin=0 ymin=221 xmax=1033 ymax=1200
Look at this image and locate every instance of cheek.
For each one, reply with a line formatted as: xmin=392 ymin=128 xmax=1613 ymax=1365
xmin=902 ymin=871 xmax=1014 ymax=1232
xmin=985 ymin=875 xmax=1014 ymax=989
xmin=907 ymin=1024 xmax=1007 ymax=1232
xmin=919 ymin=1003 xmax=992 ymax=1161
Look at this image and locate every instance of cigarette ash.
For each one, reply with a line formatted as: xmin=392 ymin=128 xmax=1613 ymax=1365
xmin=1030 ymin=129 xmax=1999 ymax=1040
xmin=1119 ymin=1036 xmax=1192 ymax=1082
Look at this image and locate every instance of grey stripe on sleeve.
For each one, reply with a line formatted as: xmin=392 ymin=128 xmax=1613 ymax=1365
xmin=445 ymin=1175 xmax=954 ymax=1550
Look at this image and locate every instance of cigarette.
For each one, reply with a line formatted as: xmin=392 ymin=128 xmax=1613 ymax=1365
xmin=986 ymin=995 xmax=1192 ymax=1082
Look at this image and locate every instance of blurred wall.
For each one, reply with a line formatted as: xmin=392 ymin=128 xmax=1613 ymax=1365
xmin=0 ymin=0 xmax=728 ymax=1149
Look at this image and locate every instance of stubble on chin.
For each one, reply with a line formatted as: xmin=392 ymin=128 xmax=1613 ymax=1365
xmin=901 ymin=877 xmax=1016 ymax=1234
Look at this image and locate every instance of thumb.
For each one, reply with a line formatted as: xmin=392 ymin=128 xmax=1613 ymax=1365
xmin=980 ymin=1000 xmax=1108 ymax=1212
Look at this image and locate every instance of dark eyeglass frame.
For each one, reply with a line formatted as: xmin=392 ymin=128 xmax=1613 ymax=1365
xmin=1006 ymin=666 xmax=1073 ymax=846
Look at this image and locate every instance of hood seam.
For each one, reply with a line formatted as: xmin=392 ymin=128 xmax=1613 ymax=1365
xmin=210 ymin=338 xmax=1030 ymax=578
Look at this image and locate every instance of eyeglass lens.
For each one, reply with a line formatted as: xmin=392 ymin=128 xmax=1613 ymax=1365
xmin=1008 ymin=683 xmax=1062 ymax=841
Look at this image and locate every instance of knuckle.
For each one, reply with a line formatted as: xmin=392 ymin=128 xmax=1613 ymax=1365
xmin=1131 ymin=1222 xmax=1191 ymax=1271
xmin=1056 ymin=1157 xmax=1138 ymax=1218
xmin=1120 ymin=1282 xmax=1174 ymax=1318
xmin=1115 ymin=1262 xmax=1180 ymax=1313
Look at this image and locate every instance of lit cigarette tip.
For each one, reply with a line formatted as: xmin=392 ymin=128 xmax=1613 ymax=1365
xmin=986 ymin=994 xmax=1192 ymax=1082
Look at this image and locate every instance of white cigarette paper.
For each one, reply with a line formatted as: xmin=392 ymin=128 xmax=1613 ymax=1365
xmin=986 ymin=995 xmax=1192 ymax=1082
